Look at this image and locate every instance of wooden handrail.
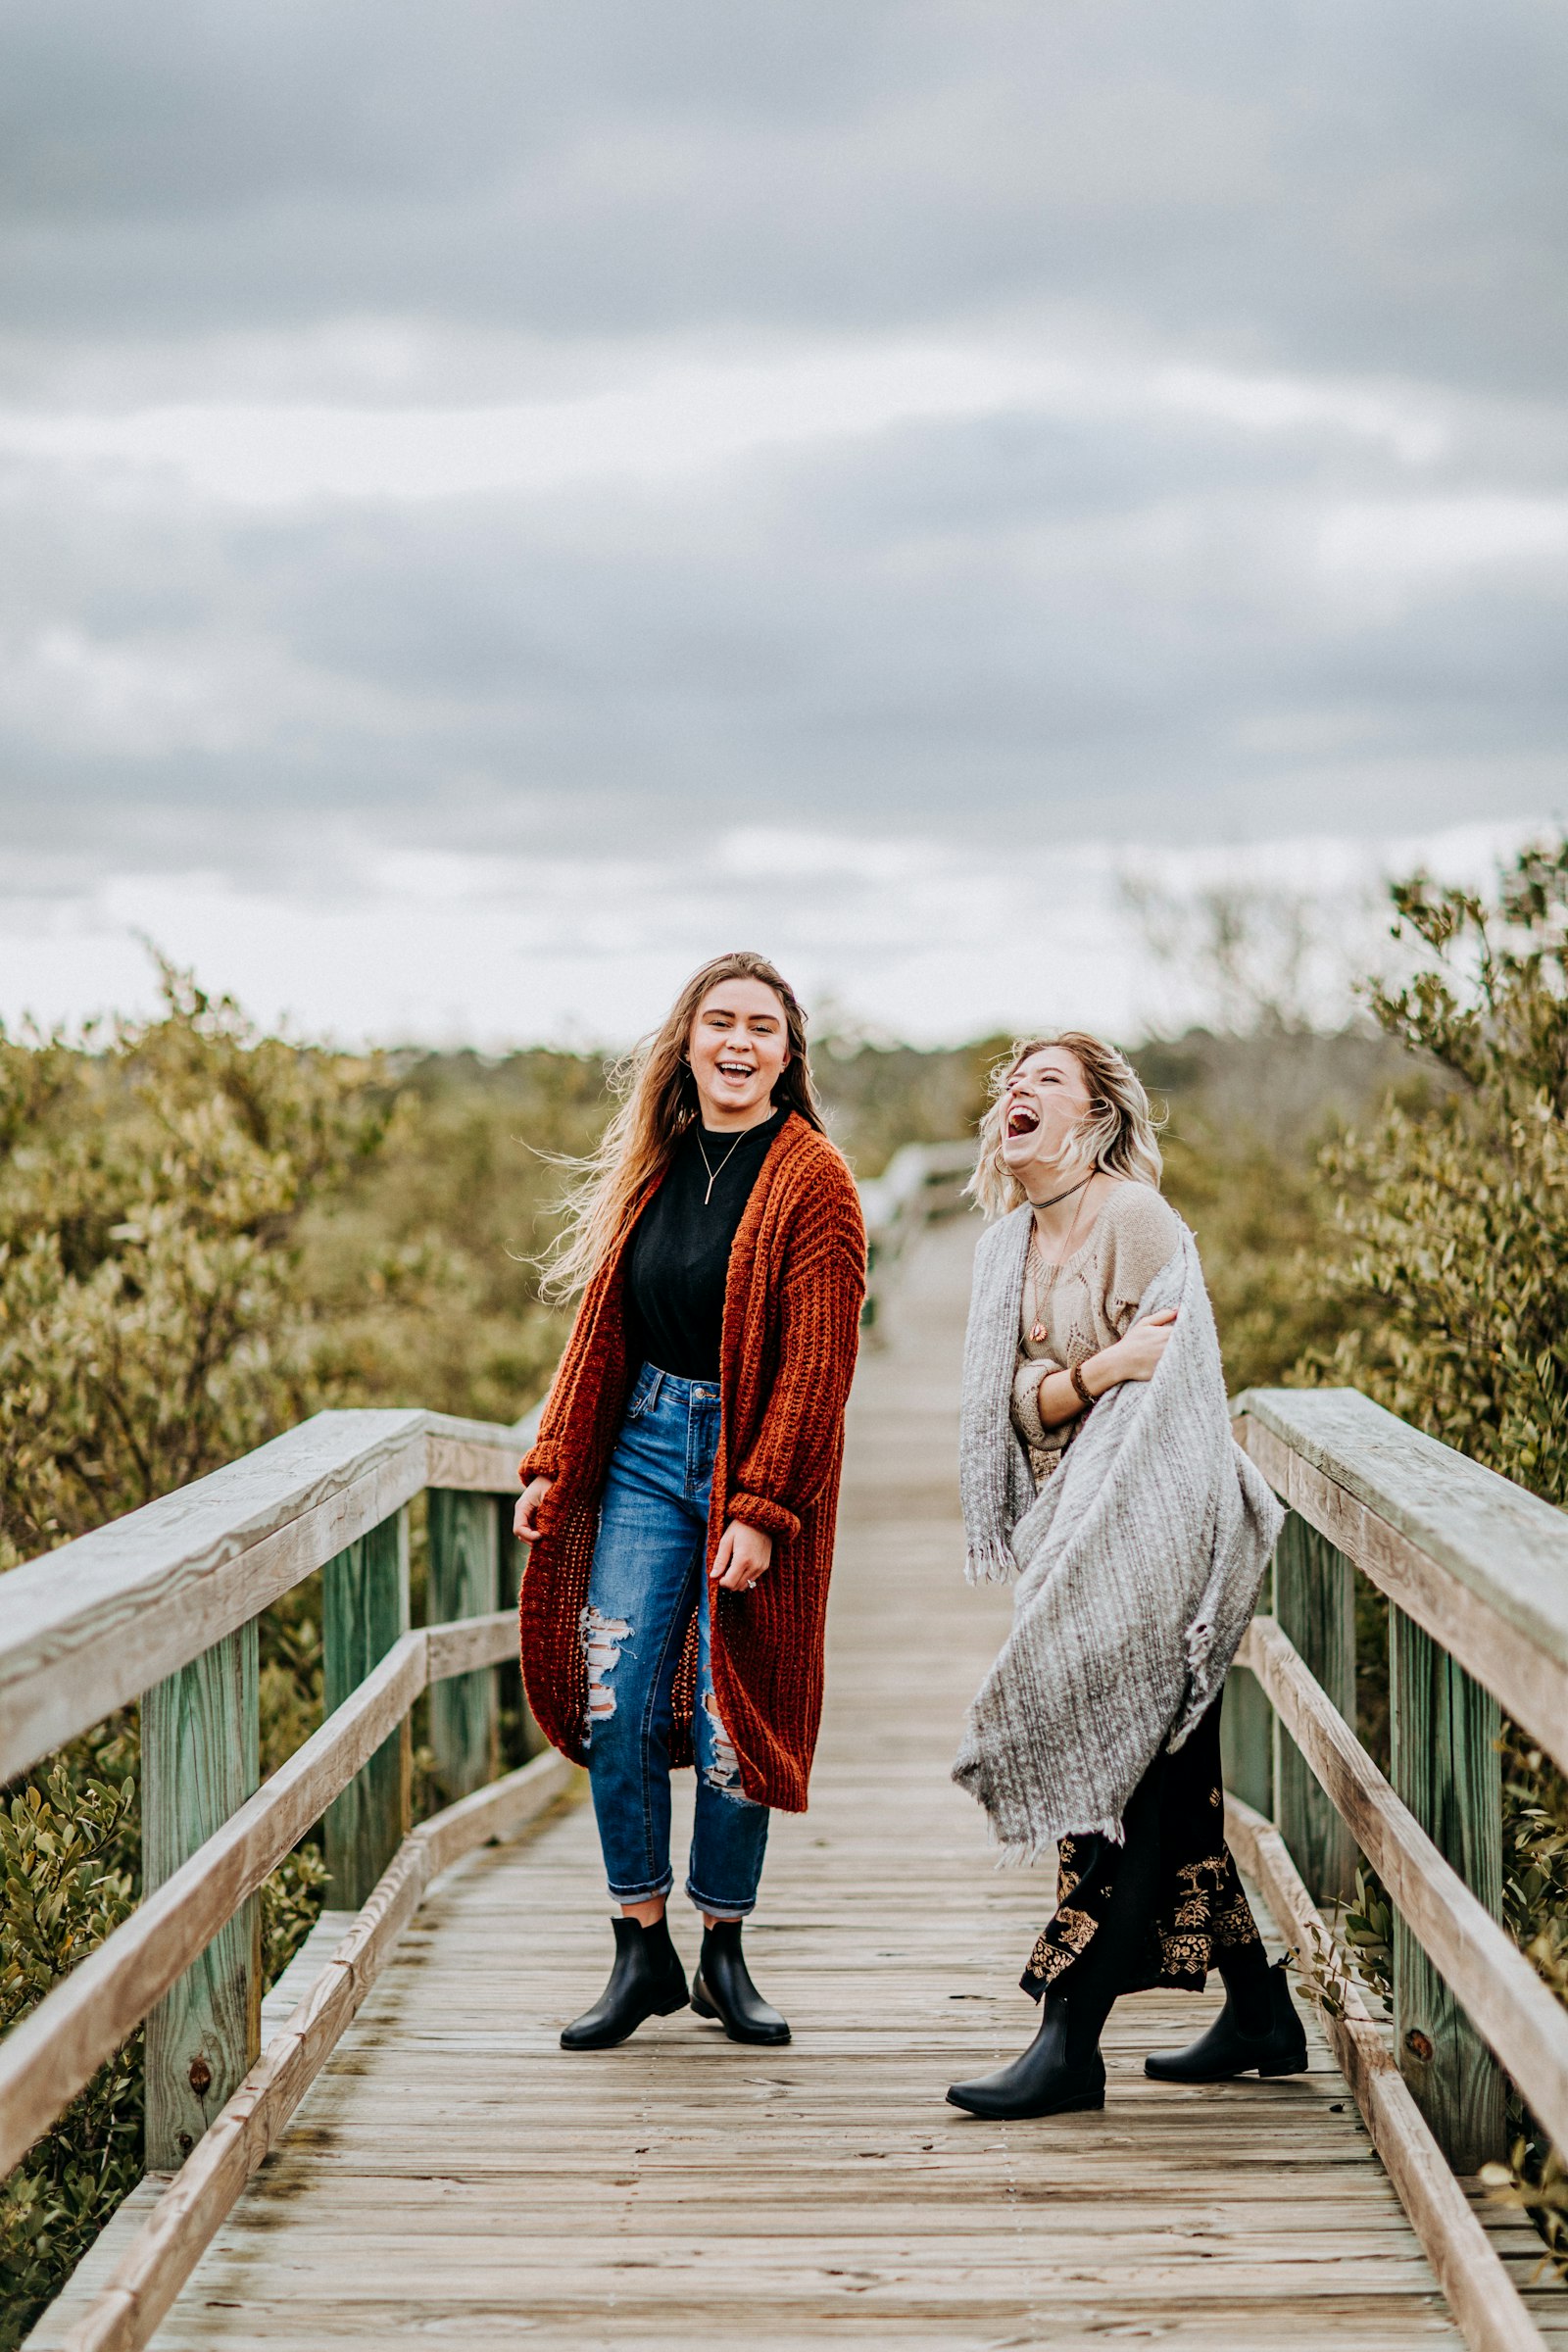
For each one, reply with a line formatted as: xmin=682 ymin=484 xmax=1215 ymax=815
xmin=0 ymin=1408 xmax=530 ymax=1787
xmin=858 ymin=1138 xmax=974 ymax=1328
xmin=1238 ymin=1614 xmax=1568 ymax=2156
xmin=0 ymin=1606 xmax=523 ymax=2180
xmin=1235 ymin=1391 xmax=1568 ymax=1778
xmin=1231 ymin=1375 xmax=1568 ymax=2254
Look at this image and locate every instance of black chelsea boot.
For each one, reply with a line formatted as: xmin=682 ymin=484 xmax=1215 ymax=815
xmin=1143 ymin=1958 xmax=1308 ymax=2082
xmin=690 ymin=1920 xmax=791 ymax=2045
xmin=560 ymin=1915 xmax=689 ymax=2051
xmin=946 ymin=1995 xmax=1106 ymax=2119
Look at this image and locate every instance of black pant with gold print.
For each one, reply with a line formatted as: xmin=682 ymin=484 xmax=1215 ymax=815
xmin=1021 ymin=1692 xmax=1264 ymax=2003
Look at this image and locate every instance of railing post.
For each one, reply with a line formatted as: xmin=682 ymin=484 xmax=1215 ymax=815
xmin=142 ymin=1623 xmax=261 ymax=2168
xmin=1221 ymin=1552 xmax=1274 ymax=1818
xmin=1390 ymin=1605 xmax=1505 ymax=2170
xmin=1271 ymin=1509 xmax=1357 ymax=1906
xmin=323 ymin=1506 xmax=411 ymax=1906
xmin=427 ymin=1491 xmax=500 ymax=1800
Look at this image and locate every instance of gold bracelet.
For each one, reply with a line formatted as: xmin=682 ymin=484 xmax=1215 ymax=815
xmin=1069 ymin=1359 xmax=1095 ymax=1410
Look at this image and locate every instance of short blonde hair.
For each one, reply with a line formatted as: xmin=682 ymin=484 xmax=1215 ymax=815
xmin=967 ymin=1031 xmax=1163 ymax=1220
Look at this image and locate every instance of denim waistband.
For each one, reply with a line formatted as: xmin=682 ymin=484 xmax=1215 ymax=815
xmin=634 ymin=1362 xmax=720 ymax=1408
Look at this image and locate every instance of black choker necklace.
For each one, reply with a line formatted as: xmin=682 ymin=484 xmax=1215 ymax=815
xmin=1033 ymin=1175 xmax=1092 ymax=1212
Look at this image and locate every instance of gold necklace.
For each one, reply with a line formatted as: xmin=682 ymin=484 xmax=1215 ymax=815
xmin=695 ymin=1125 xmax=749 ymax=1205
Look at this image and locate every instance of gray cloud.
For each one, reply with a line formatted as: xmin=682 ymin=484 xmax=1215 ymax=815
xmin=2 ymin=2 xmax=1565 ymax=384
xmin=1 ymin=0 xmax=1565 ymax=911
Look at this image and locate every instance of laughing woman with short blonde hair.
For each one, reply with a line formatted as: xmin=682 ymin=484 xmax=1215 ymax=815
xmin=947 ymin=1032 xmax=1302 ymax=2121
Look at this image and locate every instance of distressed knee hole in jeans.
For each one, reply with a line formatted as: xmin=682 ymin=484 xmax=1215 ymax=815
xmin=581 ymin=1604 xmax=632 ymax=1729
xmin=703 ymin=1690 xmax=757 ymax=1803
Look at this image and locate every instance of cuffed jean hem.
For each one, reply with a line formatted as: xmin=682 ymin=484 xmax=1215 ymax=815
xmin=685 ymin=1877 xmax=759 ymax=1919
xmin=606 ymin=1869 xmax=676 ymax=1903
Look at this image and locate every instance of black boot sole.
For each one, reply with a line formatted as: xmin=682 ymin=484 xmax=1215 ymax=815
xmin=945 ymin=2083 xmax=1105 ymax=2119
xmin=1143 ymin=2050 xmax=1308 ymax=2082
xmin=690 ymin=1981 xmax=792 ymax=2045
xmin=560 ymin=1983 xmax=689 ymax=2051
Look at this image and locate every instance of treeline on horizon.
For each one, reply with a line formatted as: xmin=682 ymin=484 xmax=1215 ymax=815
xmin=6 ymin=843 xmax=1568 ymax=2327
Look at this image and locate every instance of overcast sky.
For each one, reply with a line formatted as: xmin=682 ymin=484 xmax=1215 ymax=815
xmin=2 ymin=2 xmax=1564 ymax=1043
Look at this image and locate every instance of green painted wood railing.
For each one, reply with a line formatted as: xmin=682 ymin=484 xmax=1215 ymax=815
xmin=0 ymin=1403 xmax=544 ymax=2182
xmin=1233 ymin=1386 xmax=1568 ymax=2177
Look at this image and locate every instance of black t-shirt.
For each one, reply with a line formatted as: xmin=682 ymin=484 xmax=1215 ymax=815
xmin=624 ymin=1107 xmax=788 ymax=1381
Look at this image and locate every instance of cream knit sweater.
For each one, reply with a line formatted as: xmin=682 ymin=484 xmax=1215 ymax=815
xmin=1010 ymin=1180 xmax=1183 ymax=1484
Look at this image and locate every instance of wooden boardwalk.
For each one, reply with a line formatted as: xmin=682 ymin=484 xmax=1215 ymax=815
xmin=53 ymin=1219 xmax=1559 ymax=2347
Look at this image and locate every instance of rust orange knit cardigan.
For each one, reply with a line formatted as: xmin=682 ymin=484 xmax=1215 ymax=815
xmin=516 ymin=1112 xmax=865 ymax=1813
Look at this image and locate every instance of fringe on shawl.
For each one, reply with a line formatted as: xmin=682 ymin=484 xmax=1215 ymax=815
xmin=964 ymin=1537 xmax=1018 ymax=1587
xmin=984 ymin=1819 xmax=1125 ymax=1870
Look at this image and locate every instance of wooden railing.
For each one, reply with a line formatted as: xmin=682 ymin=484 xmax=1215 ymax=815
xmin=858 ymin=1139 xmax=975 ymax=1328
xmin=0 ymin=1397 xmax=570 ymax=2352
xmin=1224 ymin=1389 xmax=1568 ymax=2352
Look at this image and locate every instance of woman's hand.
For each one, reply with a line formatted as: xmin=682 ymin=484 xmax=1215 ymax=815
xmin=1103 ymin=1308 xmax=1177 ymax=1385
xmin=710 ymin=1519 xmax=773 ymax=1592
xmin=514 ymin=1477 xmax=554 ymax=1543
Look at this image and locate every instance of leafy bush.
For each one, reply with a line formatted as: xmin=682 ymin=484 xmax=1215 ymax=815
xmin=0 ymin=963 xmax=388 ymax=1569
xmin=1314 ymin=841 xmax=1568 ymax=1496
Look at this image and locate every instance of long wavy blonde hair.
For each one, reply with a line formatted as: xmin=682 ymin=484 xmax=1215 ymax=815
xmin=541 ymin=951 xmax=825 ymax=1300
xmin=967 ymin=1030 xmax=1163 ymax=1220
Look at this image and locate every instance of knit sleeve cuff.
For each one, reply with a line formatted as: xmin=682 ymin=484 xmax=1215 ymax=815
xmin=518 ymin=1442 xmax=561 ymax=1486
xmin=1010 ymin=1359 xmax=1055 ymax=1447
xmin=727 ymin=1491 xmax=803 ymax=1544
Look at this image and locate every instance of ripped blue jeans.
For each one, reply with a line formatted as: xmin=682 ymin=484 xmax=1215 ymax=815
xmin=581 ymin=1363 xmax=770 ymax=1917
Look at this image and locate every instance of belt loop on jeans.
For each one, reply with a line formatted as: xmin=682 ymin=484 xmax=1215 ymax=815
xmin=645 ymin=1367 xmax=664 ymax=1411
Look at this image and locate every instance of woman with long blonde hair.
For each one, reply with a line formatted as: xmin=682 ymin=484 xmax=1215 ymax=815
xmin=947 ymin=1033 xmax=1299 ymax=2119
xmin=515 ymin=952 xmax=864 ymax=2051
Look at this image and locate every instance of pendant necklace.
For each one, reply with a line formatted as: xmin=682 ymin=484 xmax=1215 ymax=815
xmin=1025 ymin=1176 xmax=1094 ymax=1344
xmin=695 ymin=1126 xmax=749 ymax=1205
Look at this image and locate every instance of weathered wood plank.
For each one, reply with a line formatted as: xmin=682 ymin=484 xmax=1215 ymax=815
xmin=1273 ymin=1510 xmax=1357 ymax=1904
xmin=423 ymin=1610 xmax=515 ymax=1682
xmin=1235 ymin=1397 xmax=1568 ymax=1778
xmin=415 ymin=1749 xmax=582 ymax=1878
xmin=323 ymin=1512 xmax=411 ymax=1908
xmin=142 ymin=1626 xmax=261 ymax=2170
xmin=426 ymin=1493 xmax=499 ymax=1802
xmin=1224 ymin=1795 xmax=1544 ymax=2352
xmin=1237 ymin=1613 xmax=1568 ymax=2158
xmin=421 ymin=1416 xmax=526 ymax=1496
xmin=57 ymin=1841 xmax=435 ymax=2352
xmin=0 ymin=1411 xmax=424 ymax=1784
xmin=0 ymin=1410 xmax=536 ymax=1788
xmin=1391 ymin=1606 xmax=1505 ymax=2171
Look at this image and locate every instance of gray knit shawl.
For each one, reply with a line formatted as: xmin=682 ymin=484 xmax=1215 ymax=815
xmin=954 ymin=1203 xmax=1284 ymax=1861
